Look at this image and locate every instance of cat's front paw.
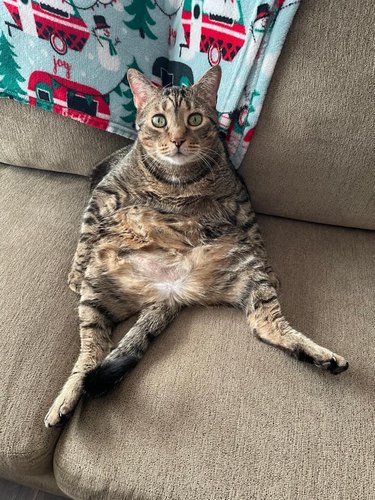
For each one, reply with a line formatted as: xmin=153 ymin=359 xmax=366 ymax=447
xmin=68 ymin=268 xmax=83 ymax=294
xmin=44 ymin=392 xmax=80 ymax=428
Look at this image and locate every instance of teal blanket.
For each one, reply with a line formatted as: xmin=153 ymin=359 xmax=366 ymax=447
xmin=0 ymin=0 xmax=299 ymax=167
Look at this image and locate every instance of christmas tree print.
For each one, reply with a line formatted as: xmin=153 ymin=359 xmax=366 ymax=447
xmin=0 ymin=31 xmax=26 ymax=99
xmin=124 ymin=0 xmax=157 ymax=40
xmin=120 ymin=57 xmax=142 ymax=125
xmin=249 ymin=90 xmax=260 ymax=112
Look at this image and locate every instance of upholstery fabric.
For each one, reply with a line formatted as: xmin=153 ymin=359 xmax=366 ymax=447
xmin=54 ymin=215 xmax=375 ymax=500
xmin=240 ymin=0 xmax=375 ymax=230
xmin=0 ymin=99 xmax=130 ymax=176
xmin=0 ymin=164 xmax=90 ymax=483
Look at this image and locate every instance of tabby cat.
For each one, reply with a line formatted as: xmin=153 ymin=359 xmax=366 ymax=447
xmin=45 ymin=66 xmax=348 ymax=428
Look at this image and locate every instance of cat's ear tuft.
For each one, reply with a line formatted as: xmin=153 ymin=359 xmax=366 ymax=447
xmin=192 ymin=65 xmax=222 ymax=107
xmin=127 ymin=69 xmax=159 ymax=109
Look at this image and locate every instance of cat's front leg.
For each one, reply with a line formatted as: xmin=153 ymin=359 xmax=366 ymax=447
xmin=68 ymin=187 xmax=120 ymax=294
xmin=45 ymin=282 xmax=116 ymax=428
xmin=83 ymin=302 xmax=180 ymax=398
xmin=68 ymin=200 xmax=101 ymax=294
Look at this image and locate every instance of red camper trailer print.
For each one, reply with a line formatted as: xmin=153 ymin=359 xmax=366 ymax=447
xmin=180 ymin=0 xmax=246 ymax=65
xmin=28 ymin=71 xmax=110 ymax=129
xmin=3 ymin=0 xmax=90 ymax=54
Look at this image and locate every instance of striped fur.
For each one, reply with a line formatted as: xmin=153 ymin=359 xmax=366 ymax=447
xmin=45 ymin=67 xmax=348 ymax=428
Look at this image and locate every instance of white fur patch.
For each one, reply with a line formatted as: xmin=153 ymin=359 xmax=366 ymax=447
xmin=129 ymin=252 xmax=190 ymax=301
xmin=154 ymin=279 xmax=186 ymax=299
xmin=163 ymin=154 xmax=194 ymax=166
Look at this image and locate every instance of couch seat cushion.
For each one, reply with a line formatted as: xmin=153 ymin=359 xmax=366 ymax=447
xmin=0 ymin=164 xmax=89 ymax=489
xmin=54 ymin=216 xmax=375 ymax=499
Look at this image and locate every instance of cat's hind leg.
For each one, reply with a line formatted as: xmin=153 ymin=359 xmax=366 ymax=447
xmin=239 ymin=275 xmax=348 ymax=374
xmin=83 ymin=302 xmax=180 ymax=398
xmin=44 ymin=282 xmax=119 ymax=428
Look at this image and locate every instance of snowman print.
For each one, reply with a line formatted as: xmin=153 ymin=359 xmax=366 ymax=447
xmin=253 ymin=4 xmax=271 ymax=34
xmin=92 ymin=15 xmax=120 ymax=71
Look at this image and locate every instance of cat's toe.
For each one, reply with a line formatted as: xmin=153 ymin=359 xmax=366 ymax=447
xmin=327 ymin=356 xmax=349 ymax=374
xmin=58 ymin=404 xmax=73 ymax=420
xmin=68 ymin=269 xmax=83 ymax=294
xmin=44 ymin=404 xmax=66 ymax=428
xmin=319 ymin=354 xmax=349 ymax=374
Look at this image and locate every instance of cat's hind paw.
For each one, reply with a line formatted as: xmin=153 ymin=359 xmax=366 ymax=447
xmin=321 ymin=354 xmax=349 ymax=375
xmin=296 ymin=349 xmax=349 ymax=375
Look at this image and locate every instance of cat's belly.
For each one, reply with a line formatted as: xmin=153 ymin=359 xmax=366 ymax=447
xmin=128 ymin=251 xmax=192 ymax=297
xmin=90 ymin=206 xmax=245 ymax=307
xmin=96 ymin=243 xmax=237 ymax=307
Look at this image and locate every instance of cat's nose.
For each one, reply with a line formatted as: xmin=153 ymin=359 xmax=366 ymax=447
xmin=171 ymin=138 xmax=186 ymax=149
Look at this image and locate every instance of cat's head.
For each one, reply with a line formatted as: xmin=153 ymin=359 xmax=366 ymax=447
xmin=127 ymin=66 xmax=222 ymax=166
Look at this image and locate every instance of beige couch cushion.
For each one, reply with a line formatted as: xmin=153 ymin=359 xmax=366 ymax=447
xmin=241 ymin=0 xmax=375 ymax=230
xmin=0 ymin=99 xmax=130 ymax=177
xmin=0 ymin=164 xmax=89 ymax=492
xmin=54 ymin=216 xmax=375 ymax=499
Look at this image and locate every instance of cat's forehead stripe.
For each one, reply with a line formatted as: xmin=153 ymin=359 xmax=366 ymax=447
xmin=159 ymin=95 xmax=190 ymax=115
xmin=162 ymin=87 xmax=187 ymax=109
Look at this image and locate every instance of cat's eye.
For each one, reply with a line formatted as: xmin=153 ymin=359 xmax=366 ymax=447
xmin=152 ymin=114 xmax=167 ymax=128
xmin=188 ymin=113 xmax=203 ymax=127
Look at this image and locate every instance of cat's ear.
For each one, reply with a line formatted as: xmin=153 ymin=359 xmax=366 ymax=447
xmin=191 ymin=65 xmax=222 ymax=107
xmin=127 ymin=69 xmax=159 ymax=109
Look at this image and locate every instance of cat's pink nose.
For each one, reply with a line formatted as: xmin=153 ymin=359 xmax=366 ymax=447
xmin=171 ymin=139 xmax=186 ymax=149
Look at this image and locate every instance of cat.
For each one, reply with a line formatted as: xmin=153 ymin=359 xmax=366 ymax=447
xmin=45 ymin=66 xmax=348 ymax=428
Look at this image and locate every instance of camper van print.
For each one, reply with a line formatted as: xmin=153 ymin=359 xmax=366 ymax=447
xmin=3 ymin=0 xmax=90 ymax=54
xmin=180 ymin=0 xmax=246 ymax=65
xmin=28 ymin=71 xmax=110 ymax=129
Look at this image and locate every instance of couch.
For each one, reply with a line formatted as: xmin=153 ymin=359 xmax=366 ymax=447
xmin=1 ymin=2 xmax=374 ymax=498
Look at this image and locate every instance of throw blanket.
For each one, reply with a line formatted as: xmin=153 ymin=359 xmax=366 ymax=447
xmin=0 ymin=0 xmax=299 ymax=167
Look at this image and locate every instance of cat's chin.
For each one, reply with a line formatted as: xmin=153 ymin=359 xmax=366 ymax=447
xmin=162 ymin=153 xmax=194 ymax=166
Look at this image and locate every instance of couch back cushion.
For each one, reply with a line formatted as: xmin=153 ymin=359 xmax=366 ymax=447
xmin=0 ymin=99 xmax=130 ymax=177
xmin=240 ymin=0 xmax=374 ymax=230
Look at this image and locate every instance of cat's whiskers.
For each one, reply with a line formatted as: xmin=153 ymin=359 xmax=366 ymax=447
xmin=193 ymin=152 xmax=215 ymax=175
xmin=195 ymin=148 xmax=220 ymax=170
xmin=141 ymin=153 xmax=161 ymax=178
xmin=201 ymin=146 xmax=222 ymax=158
